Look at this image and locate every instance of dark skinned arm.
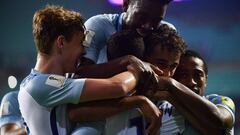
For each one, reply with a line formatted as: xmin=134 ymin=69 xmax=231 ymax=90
xmin=154 ymin=77 xmax=234 ymax=134
xmin=76 ymin=55 xmax=132 ymax=78
xmin=155 ymin=90 xmax=224 ymax=135
xmin=76 ymin=55 xmax=163 ymax=79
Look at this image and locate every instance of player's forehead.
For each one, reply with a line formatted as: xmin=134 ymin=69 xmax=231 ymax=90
xmin=179 ymin=56 xmax=205 ymax=72
xmin=154 ymin=46 xmax=181 ymax=60
xmin=131 ymin=0 xmax=166 ymax=15
xmin=133 ymin=0 xmax=164 ymax=7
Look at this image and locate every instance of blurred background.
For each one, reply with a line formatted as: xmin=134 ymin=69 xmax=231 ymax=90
xmin=0 ymin=0 xmax=239 ymax=133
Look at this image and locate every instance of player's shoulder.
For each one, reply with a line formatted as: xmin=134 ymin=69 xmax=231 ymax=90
xmin=20 ymin=70 xmax=67 ymax=101
xmin=206 ymin=94 xmax=235 ymax=113
xmin=206 ymin=94 xmax=234 ymax=103
xmin=21 ymin=69 xmax=48 ymax=87
xmin=0 ymin=91 xmax=21 ymax=117
xmin=85 ymin=13 xmax=121 ymax=27
xmin=23 ymin=69 xmax=66 ymax=89
xmin=1 ymin=91 xmax=19 ymax=105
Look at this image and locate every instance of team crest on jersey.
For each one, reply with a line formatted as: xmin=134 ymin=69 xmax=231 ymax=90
xmin=45 ymin=75 xmax=65 ymax=88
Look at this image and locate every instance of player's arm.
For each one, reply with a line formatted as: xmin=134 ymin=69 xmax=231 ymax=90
xmin=155 ymin=91 xmax=225 ymax=135
xmin=79 ymin=55 xmax=162 ymax=102
xmin=68 ymin=95 xmax=157 ymax=121
xmin=1 ymin=124 xmax=26 ymax=135
xmin=155 ymin=77 xmax=234 ymax=132
xmin=77 ymin=55 xmax=163 ymax=79
xmin=0 ymin=92 xmax=27 ymax=135
xmin=80 ymin=70 xmax=138 ymax=102
xmin=76 ymin=15 xmax=124 ymax=78
xmin=68 ymin=95 xmax=162 ymax=135
xmin=76 ymin=56 xmax=129 ymax=78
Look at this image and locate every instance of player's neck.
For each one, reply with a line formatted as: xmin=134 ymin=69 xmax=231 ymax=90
xmin=34 ymin=53 xmax=65 ymax=75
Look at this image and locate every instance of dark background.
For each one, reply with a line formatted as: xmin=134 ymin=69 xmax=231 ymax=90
xmin=0 ymin=0 xmax=239 ymax=134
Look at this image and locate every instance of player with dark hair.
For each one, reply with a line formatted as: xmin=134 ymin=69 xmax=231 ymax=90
xmin=76 ymin=0 xmax=174 ymax=79
xmin=69 ymin=24 xmax=186 ymax=135
xmin=151 ymin=50 xmax=235 ymax=134
xmin=144 ymin=24 xmax=186 ymax=77
xmin=105 ymin=23 xmax=187 ymax=135
xmin=107 ymin=30 xmax=145 ymax=60
xmin=170 ymin=50 xmax=235 ymax=134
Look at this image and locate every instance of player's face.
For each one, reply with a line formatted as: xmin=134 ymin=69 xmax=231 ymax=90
xmin=145 ymin=46 xmax=181 ymax=77
xmin=123 ymin=0 xmax=167 ymax=36
xmin=62 ymin=31 xmax=85 ymax=73
xmin=144 ymin=45 xmax=180 ymax=101
xmin=173 ymin=56 xmax=207 ymax=96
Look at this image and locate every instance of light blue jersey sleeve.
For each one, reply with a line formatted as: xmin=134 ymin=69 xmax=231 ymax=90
xmin=206 ymin=94 xmax=235 ymax=123
xmin=22 ymin=70 xmax=86 ymax=108
xmin=0 ymin=91 xmax=24 ymax=128
xmin=84 ymin=13 xmax=175 ymax=64
xmin=84 ymin=14 xmax=121 ymax=63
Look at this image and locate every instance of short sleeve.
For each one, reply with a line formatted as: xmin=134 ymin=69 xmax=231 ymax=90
xmin=206 ymin=94 xmax=235 ymax=123
xmin=28 ymin=74 xmax=86 ymax=108
xmin=84 ymin=15 xmax=109 ymax=63
xmin=0 ymin=91 xmax=24 ymax=128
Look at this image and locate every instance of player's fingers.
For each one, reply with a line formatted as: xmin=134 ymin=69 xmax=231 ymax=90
xmin=149 ymin=64 xmax=163 ymax=76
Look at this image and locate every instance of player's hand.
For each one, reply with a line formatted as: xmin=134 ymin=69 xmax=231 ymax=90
xmin=140 ymin=62 xmax=164 ymax=91
xmin=154 ymin=76 xmax=172 ymax=91
xmin=139 ymin=96 xmax=162 ymax=135
xmin=127 ymin=56 xmax=163 ymax=92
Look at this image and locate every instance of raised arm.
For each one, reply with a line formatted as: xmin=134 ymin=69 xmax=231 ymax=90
xmin=155 ymin=77 xmax=234 ymax=133
xmin=76 ymin=56 xmax=130 ymax=78
xmin=76 ymin=55 xmax=163 ymax=78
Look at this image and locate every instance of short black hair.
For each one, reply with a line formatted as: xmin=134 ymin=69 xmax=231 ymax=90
xmin=144 ymin=24 xmax=187 ymax=58
xmin=181 ymin=50 xmax=208 ymax=75
xmin=107 ymin=30 xmax=145 ymax=60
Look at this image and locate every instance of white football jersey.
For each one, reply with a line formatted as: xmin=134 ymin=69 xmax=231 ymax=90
xmin=105 ymin=108 xmax=147 ymax=135
xmin=18 ymin=69 xmax=85 ymax=135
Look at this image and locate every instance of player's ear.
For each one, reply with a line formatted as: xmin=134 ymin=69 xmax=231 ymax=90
xmin=56 ymin=35 xmax=65 ymax=48
xmin=122 ymin=0 xmax=130 ymax=12
xmin=204 ymin=74 xmax=208 ymax=87
xmin=56 ymin=35 xmax=65 ymax=54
